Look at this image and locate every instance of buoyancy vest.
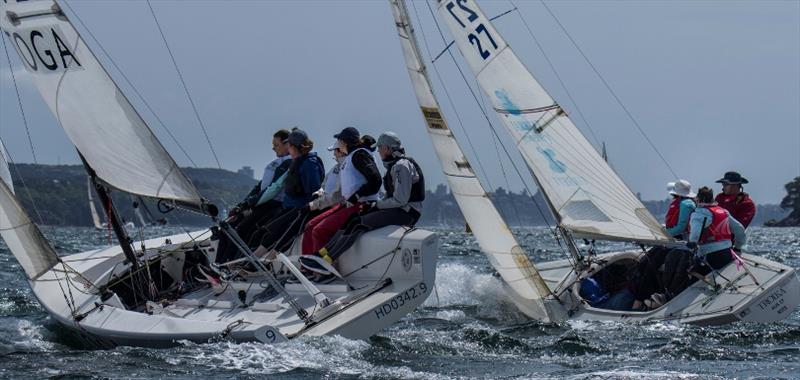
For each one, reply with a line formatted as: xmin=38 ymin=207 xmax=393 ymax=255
xmin=323 ymin=163 xmax=342 ymax=195
xmin=284 ymin=154 xmax=324 ymax=198
xmin=665 ymin=198 xmax=681 ymax=228
xmin=340 ymin=148 xmax=379 ymax=202
xmin=383 ymin=156 xmax=425 ymax=202
xmin=699 ymin=205 xmax=733 ymax=244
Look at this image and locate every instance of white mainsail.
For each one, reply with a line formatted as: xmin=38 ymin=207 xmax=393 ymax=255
xmin=434 ymin=0 xmax=669 ymax=243
xmin=87 ymin=177 xmax=103 ymax=229
xmin=391 ymin=0 xmax=557 ymax=321
xmin=0 ymin=0 xmax=202 ymax=205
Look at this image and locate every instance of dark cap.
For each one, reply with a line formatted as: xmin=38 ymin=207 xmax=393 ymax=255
xmin=285 ymin=129 xmax=308 ymax=146
xmin=333 ymin=127 xmax=360 ymax=144
xmin=716 ymin=171 xmax=749 ymax=185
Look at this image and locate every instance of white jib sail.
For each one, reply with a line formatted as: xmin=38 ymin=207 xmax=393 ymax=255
xmin=390 ymin=0 xmax=555 ymax=320
xmin=0 ymin=0 xmax=202 ymax=205
xmin=0 ymin=177 xmax=59 ymax=280
xmin=0 ymin=143 xmax=13 ymax=193
xmin=87 ymin=178 xmax=103 ymax=229
xmin=435 ymin=0 xmax=669 ymax=243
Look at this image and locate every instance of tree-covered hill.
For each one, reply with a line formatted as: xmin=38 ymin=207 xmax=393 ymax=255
xmin=5 ymin=164 xmax=789 ymax=227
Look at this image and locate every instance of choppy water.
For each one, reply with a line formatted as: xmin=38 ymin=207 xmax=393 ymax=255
xmin=1 ymin=226 xmax=798 ymax=379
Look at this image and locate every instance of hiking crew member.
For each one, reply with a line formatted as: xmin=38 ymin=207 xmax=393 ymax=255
xmin=631 ymin=180 xmax=696 ymax=310
xmin=300 ymin=132 xmax=424 ymax=278
xmin=215 ymin=129 xmax=292 ymax=264
xmin=250 ymin=129 xmax=325 ymax=257
xmin=687 ymin=187 xmax=747 ymax=274
xmin=715 ymin=171 xmax=756 ymax=228
xmin=653 ymin=186 xmax=747 ymax=304
xmin=308 ymin=140 xmax=348 ymax=212
xmin=300 ymin=128 xmax=381 ymax=257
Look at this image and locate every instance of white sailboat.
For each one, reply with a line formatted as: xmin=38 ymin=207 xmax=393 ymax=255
xmin=0 ymin=0 xmax=437 ymax=347
xmin=87 ymin=177 xmax=105 ymax=230
xmin=395 ymin=0 xmax=798 ymax=324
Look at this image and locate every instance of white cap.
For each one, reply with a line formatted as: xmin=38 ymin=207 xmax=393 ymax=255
xmin=668 ymin=179 xmax=696 ymax=198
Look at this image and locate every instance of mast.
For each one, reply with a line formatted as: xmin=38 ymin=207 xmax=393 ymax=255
xmin=80 ymin=155 xmax=139 ymax=270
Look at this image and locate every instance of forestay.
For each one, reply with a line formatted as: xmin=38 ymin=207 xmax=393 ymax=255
xmin=435 ymin=0 xmax=669 ymax=243
xmin=390 ymin=0 xmax=554 ymax=320
xmin=0 ymin=0 xmax=202 ymax=205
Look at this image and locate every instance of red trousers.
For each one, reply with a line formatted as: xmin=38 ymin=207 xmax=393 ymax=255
xmin=301 ymin=203 xmax=361 ymax=254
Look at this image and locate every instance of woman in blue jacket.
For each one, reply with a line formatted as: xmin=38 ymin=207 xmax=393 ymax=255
xmin=249 ymin=128 xmax=325 ymax=257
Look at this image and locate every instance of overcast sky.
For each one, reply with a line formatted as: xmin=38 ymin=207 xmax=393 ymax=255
xmin=1 ymin=0 xmax=798 ymax=204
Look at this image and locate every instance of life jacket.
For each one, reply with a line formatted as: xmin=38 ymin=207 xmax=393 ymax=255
xmin=284 ymin=154 xmax=324 ymax=198
xmin=271 ymin=158 xmax=291 ymax=186
xmin=322 ymin=162 xmax=342 ymax=195
xmin=340 ymin=148 xmax=380 ymax=202
xmin=383 ymin=156 xmax=425 ymax=203
xmin=664 ymin=198 xmax=681 ymax=228
xmin=699 ymin=205 xmax=733 ymax=244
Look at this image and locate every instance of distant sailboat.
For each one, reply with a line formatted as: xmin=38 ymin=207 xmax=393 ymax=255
xmin=0 ymin=0 xmax=437 ymax=347
xmin=397 ymin=0 xmax=798 ymax=324
xmin=87 ymin=177 xmax=104 ymax=230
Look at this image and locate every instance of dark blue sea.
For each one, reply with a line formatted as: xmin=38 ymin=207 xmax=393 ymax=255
xmin=1 ymin=226 xmax=798 ymax=379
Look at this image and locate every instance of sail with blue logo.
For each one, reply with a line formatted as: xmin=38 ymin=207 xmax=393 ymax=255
xmin=434 ymin=0 xmax=669 ymax=243
xmin=390 ymin=0 xmax=562 ymax=321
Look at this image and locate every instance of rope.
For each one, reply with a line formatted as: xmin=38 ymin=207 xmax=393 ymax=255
xmin=145 ymin=1 xmax=222 ymax=170
xmin=1 ymin=40 xmax=46 ymax=225
xmin=1 ymin=36 xmax=38 ymax=164
xmin=539 ymin=0 xmax=678 ymax=178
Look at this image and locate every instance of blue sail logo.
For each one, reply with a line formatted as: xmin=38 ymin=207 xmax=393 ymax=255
xmin=494 ymin=89 xmax=521 ymax=115
xmin=537 ymin=147 xmax=567 ymax=173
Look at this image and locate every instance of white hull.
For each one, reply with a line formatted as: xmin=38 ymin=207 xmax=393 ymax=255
xmin=30 ymin=226 xmax=437 ymax=348
xmin=509 ymin=251 xmax=799 ymax=325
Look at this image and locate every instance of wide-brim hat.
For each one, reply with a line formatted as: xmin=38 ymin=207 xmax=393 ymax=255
xmin=668 ymin=179 xmax=696 ymax=198
xmin=716 ymin=171 xmax=748 ymax=184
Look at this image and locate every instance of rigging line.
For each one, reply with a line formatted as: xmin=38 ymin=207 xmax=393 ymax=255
xmin=539 ymin=0 xmax=678 ymax=179
xmin=0 ymin=76 xmax=46 ymax=225
xmin=424 ymin=0 xmax=563 ymax=247
xmin=1 ymin=36 xmax=38 ymax=164
xmin=508 ymin=0 xmax=602 ymax=151
xmin=60 ymin=1 xmax=199 ymax=168
xmin=146 ymin=0 xmax=222 ymax=170
xmin=410 ymin=0 xmax=494 ymax=191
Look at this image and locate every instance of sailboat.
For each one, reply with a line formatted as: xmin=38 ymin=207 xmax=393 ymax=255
xmin=88 ymin=177 xmax=135 ymax=231
xmin=0 ymin=0 xmax=437 ymax=347
xmin=392 ymin=0 xmax=799 ymax=324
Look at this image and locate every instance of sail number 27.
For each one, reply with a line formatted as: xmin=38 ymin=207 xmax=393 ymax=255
xmin=445 ymin=0 xmax=498 ymax=60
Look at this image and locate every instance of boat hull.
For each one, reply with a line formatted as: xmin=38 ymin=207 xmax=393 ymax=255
xmin=30 ymin=226 xmax=437 ymax=348
xmin=528 ymin=250 xmax=799 ymax=325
